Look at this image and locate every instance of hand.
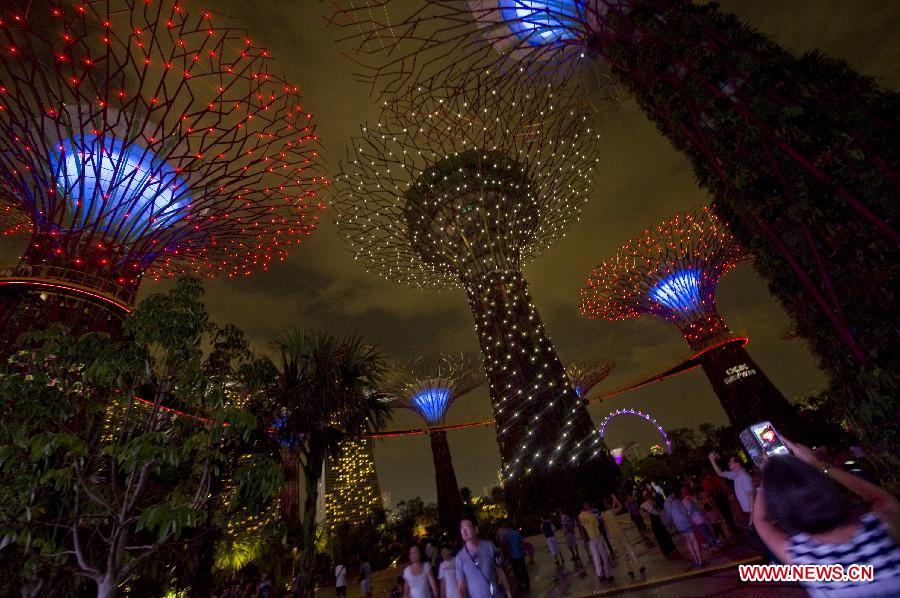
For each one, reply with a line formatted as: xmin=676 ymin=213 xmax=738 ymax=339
xmin=782 ymin=437 xmax=822 ymax=468
xmin=708 ymin=451 xmax=719 ymax=461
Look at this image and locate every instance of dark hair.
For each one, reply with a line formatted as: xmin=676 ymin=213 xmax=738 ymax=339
xmin=459 ymin=513 xmax=478 ymax=527
xmin=762 ymin=456 xmax=850 ymax=536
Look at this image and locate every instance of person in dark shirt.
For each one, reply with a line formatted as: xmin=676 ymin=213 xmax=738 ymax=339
xmin=541 ymin=515 xmax=564 ymax=568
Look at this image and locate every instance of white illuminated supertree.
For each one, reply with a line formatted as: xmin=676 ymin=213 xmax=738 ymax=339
xmin=334 ymin=79 xmax=616 ymax=519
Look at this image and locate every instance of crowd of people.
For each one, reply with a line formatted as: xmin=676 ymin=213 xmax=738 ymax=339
xmin=229 ymin=439 xmax=898 ymax=597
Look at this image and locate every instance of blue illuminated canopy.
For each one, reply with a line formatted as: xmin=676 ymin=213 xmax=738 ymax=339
xmin=649 ymin=269 xmax=701 ymax=313
xmin=53 ymin=134 xmax=190 ymax=233
xmin=499 ymin=0 xmax=583 ymax=46
xmin=412 ymin=387 xmax=452 ymax=424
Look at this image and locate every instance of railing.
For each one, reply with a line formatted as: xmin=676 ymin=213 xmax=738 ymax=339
xmin=0 ymin=264 xmax=136 ymax=308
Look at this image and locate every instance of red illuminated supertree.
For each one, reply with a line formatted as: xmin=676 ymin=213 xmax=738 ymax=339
xmin=0 ymin=0 xmax=325 ymax=350
xmin=386 ymin=354 xmax=484 ymax=531
xmin=331 ymin=0 xmax=900 ymax=469
xmin=333 ymin=79 xmax=617 ymax=520
xmin=579 ymin=207 xmax=800 ymax=432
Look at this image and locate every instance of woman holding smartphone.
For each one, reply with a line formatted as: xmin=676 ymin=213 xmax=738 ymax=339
xmin=752 ymin=438 xmax=900 ymax=595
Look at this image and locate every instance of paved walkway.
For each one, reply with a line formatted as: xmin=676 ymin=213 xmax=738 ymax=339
xmin=314 ymin=513 xmax=805 ymax=597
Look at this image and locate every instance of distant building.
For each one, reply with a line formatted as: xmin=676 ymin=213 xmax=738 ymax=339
xmin=323 ymin=436 xmax=384 ymax=531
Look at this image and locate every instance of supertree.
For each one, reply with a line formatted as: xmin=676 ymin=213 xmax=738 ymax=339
xmin=0 ymin=0 xmax=325 ymax=350
xmin=333 ymin=79 xmax=617 ymax=520
xmin=566 ymin=358 xmax=614 ymax=399
xmin=331 ymin=0 xmax=900 ymax=472
xmin=579 ymin=207 xmax=800 ymax=433
xmin=386 ymin=354 xmax=483 ymax=531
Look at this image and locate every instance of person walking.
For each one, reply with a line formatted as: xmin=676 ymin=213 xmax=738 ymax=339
xmin=541 ymin=515 xmax=565 ymax=568
xmin=682 ymin=486 xmax=719 ymax=549
xmin=334 ymin=560 xmax=348 ymax=598
xmin=578 ymin=502 xmax=613 ymax=584
xmin=404 ymin=544 xmax=439 ymax=598
xmin=560 ymin=511 xmax=582 ymax=566
xmin=602 ymin=500 xmax=645 ymax=578
xmin=709 ymin=452 xmax=755 ymax=526
xmin=360 ymin=555 xmax=373 ymax=598
xmin=753 ymin=438 xmax=900 ymax=596
xmin=641 ymin=491 xmax=676 ymax=556
xmin=665 ymin=489 xmax=703 ymax=569
xmin=501 ymin=523 xmax=529 ymax=590
xmin=624 ymin=492 xmax=650 ymax=541
xmin=455 ymin=517 xmax=513 ymax=598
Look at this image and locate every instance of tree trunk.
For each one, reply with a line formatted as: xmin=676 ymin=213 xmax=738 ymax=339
xmin=698 ymin=341 xmax=801 ymax=436
xmin=429 ymin=430 xmax=464 ymax=532
xmin=464 ymin=269 xmax=619 ymax=523
xmin=298 ymin=441 xmax=326 ymax=598
xmin=95 ymin=575 xmax=118 ymax=598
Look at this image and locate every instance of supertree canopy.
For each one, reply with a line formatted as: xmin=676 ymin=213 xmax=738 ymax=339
xmin=0 ymin=0 xmax=325 ymax=346
xmin=332 ymin=0 xmax=900 ymax=474
xmin=566 ymin=358 xmax=614 ymax=399
xmin=386 ymin=354 xmax=483 ymax=530
xmin=334 ymin=79 xmax=616 ymax=519
xmin=579 ymin=207 xmax=800 ymax=432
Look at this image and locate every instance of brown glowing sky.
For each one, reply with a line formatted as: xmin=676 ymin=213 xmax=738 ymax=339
xmin=3 ymin=0 xmax=898 ymax=505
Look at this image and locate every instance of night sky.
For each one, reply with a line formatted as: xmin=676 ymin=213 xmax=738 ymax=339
xmin=2 ymin=1 xmax=898 ymax=506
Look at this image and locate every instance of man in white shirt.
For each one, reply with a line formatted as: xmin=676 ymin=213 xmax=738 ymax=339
xmin=334 ymin=560 xmax=348 ymax=597
xmin=709 ymin=452 xmax=755 ymax=523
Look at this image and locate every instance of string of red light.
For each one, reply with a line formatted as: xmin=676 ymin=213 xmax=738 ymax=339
xmin=130 ymin=337 xmax=747 ymax=439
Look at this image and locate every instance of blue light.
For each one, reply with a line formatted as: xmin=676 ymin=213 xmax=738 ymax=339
xmin=649 ymin=269 xmax=701 ymax=313
xmin=412 ymin=387 xmax=452 ymax=424
xmin=52 ymin=135 xmax=190 ymax=233
xmin=574 ymin=386 xmax=583 ymax=397
xmin=499 ymin=0 xmax=582 ymax=46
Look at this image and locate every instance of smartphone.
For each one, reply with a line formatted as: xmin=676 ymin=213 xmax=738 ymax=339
xmin=739 ymin=421 xmax=791 ymax=468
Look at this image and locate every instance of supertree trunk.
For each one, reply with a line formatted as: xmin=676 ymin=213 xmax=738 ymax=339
xmin=698 ymin=341 xmax=801 ymax=436
xmin=593 ymin=0 xmax=900 ymax=465
xmin=465 ymin=269 xmax=616 ymax=521
xmin=429 ymin=430 xmax=465 ymax=532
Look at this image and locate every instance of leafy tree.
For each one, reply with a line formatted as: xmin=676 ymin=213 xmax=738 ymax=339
xmin=252 ymin=330 xmax=392 ymax=598
xmin=0 ymin=279 xmax=282 ymax=598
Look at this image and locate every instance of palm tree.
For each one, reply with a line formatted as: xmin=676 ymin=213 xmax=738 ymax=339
xmin=262 ymin=329 xmax=392 ymax=597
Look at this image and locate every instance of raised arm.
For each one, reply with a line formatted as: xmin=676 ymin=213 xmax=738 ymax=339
xmin=751 ymin=488 xmax=791 ymax=564
xmin=708 ymin=452 xmax=726 ymax=477
xmin=611 ymin=494 xmax=623 ymax=512
xmin=784 ymin=438 xmax=900 ymax=544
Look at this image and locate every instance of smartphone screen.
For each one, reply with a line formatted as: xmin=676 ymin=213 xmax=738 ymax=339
xmin=751 ymin=421 xmax=791 ymax=457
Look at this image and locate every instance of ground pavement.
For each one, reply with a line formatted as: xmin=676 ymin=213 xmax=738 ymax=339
xmin=313 ymin=512 xmax=805 ymax=597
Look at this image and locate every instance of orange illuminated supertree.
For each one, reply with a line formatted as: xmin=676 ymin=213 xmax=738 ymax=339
xmin=0 ymin=0 xmax=325 ymax=350
xmin=566 ymin=359 xmax=615 ymax=400
xmin=334 ymin=80 xmax=617 ymax=521
xmin=386 ymin=354 xmax=484 ymax=531
xmin=579 ymin=207 xmax=800 ymax=432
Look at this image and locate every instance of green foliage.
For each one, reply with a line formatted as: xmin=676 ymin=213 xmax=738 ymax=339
xmin=606 ymin=0 xmax=900 ymax=482
xmin=0 ymin=278 xmax=282 ymax=597
xmin=248 ymin=328 xmax=394 ymax=598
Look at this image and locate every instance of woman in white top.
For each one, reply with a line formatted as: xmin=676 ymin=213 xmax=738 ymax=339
xmin=404 ymin=544 xmax=439 ymax=598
